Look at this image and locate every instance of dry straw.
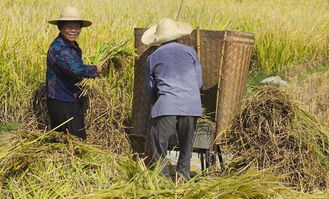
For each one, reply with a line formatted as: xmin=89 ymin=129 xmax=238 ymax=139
xmin=0 ymin=130 xmax=131 ymax=198
xmin=1 ymin=130 xmax=327 ymax=198
xmin=79 ymin=40 xmax=134 ymax=154
xmin=220 ymin=86 xmax=329 ymax=192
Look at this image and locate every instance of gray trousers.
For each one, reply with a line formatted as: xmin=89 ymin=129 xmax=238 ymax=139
xmin=148 ymin=116 xmax=197 ymax=179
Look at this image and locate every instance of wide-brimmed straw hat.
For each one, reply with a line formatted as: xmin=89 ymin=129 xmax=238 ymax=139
xmin=48 ymin=6 xmax=92 ymax=27
xmin=141 ymin=18 xmax=193 ymax=45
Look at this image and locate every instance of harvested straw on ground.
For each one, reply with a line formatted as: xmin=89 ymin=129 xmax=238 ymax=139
xmin=28 ymin=82 xmax=132 ymax=154
xmin=88 ymin=169 xmax=325 ymax=199
xmin=1 ymin=130 xmax=327 ymax=199
xmin=29 ymin=83 xmax=49 ymax=131
xmin=0 ymin=130 xmax=126 ymax=198
xmin=220 ymin=86 xmax=329 ymax=192
xmin=80 ymin=77 xmax=132 ymax=155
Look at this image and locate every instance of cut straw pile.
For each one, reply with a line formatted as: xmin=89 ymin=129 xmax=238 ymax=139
xmin=0 ymin=130 xmax=127 ymax=198
xmin=220 ymin=86 xmax=329 ymax=192
xmin=1 ymin=130 xmax=327 ymax=198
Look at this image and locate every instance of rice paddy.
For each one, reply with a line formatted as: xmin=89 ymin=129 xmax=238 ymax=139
xmin=0 ymin=0 xmax=328 ymax=198
xmin=1 ymin=0 xmax=328 ymax=124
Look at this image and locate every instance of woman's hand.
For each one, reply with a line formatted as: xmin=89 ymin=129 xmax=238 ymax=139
xmin=96 ymin=60 xmax=110 ymax=74
xmin=96 ymin=65 xmax=103 ymax=73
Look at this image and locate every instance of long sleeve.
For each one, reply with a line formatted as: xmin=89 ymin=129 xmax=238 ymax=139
xmin=145 ymin=58 xmax=158 ymax=104
xmin=55 ymin=47 xmax=98 ymax=79
xmin=189 ymin=50 xmax=203 ymax=90
xmin=195 ymin=55 xmax=203 ymax=90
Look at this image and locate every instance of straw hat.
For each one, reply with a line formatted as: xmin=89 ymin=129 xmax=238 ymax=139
xmin=48 ymin=6 xmax=92 ymax=27
xmin=141 ymin=18 xmax=193 ymax=45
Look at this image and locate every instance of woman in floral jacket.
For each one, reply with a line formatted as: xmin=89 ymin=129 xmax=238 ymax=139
xmin=46 ymin=6 xmax=104 ymax=139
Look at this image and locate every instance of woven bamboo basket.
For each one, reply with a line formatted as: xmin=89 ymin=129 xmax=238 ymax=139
xmin=132 ymin=28 xmax=255 ymax=145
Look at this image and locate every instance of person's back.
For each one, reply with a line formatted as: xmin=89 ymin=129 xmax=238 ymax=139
xmin=146 ymin=42 xmax=202 ymax=118
xmin=143 ymin=18 xmax=203 ymax=179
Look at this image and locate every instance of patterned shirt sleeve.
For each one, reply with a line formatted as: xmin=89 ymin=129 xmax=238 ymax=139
xmin=55 ymin=47 xmax=98 ymax=78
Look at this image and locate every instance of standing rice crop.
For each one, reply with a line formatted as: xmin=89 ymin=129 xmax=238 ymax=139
xmin=0 ymin=0 xmax=328 ymax=126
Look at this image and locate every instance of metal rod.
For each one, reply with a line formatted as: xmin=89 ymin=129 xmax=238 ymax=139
xmin=216 ymin=144 xmax=225 ymax=169
xmin=200 ymin=151 xmax=205 ymax=171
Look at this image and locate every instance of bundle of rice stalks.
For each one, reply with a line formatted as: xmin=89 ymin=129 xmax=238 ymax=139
xmin=176 ymin=170 xmax=328 ymax=199
xmin=79 ymin=41 xmax=135 ymax=154
xmin=83 ymin=82 xmax=132 ymax=155
xmin=88 ymin=40 xmax=133 ymax=75
xmin=220 ymin=86 xmax=329 ymax=192
xmin=0 ymin=130 xmax=171 ymax=198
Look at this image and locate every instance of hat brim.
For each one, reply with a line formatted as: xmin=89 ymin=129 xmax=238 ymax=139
xmin=141 ymin=25 xmax=157 ymax=45
xmin=48 ymin=19 xmax=92 ymax=27
xmin=141 ymin=22 xmax=193 ymax=45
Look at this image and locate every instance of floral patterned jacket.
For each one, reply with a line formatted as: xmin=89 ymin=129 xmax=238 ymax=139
xmin=46 ymin=34 xmax=98 ymax=102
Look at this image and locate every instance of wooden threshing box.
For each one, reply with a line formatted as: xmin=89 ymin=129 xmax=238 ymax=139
xmin=132 ymin=28 xmax=255 ymax=146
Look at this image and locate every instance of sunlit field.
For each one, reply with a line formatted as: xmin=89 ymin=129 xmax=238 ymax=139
xmin=0 ymin=0 xmax=328 ymax=124
xmin=0 ymin=0 xmax=328 ymax=198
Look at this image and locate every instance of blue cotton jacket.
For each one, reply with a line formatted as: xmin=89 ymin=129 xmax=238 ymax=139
xmin=46 ymin=34 xmax=98 ymax=102
xmin=146 ymin=42 xmax=203 ymax=118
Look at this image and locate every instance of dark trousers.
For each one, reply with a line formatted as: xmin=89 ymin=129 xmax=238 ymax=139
xmin=47 ymin=98 xmax=86 ymax=140
xmin=148 ymin=116 xmax=196 ymax=179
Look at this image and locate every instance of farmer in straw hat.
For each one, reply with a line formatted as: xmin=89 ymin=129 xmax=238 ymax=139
xmin=46 ymin=6 xmax=107 ymax=139
xmin=142 ymin=18 xmax=203 ymax=179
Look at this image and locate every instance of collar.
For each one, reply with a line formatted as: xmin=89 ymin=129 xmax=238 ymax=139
xmin=161 ymin=40 xmax=178 ymax=46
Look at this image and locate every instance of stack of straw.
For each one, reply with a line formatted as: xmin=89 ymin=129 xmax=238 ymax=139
xmin=221 ymin=86 xmax=329 ymax=191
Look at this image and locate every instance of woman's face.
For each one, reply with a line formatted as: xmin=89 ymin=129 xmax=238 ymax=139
xmin=60 ymin=22 xmax=81 ymax=42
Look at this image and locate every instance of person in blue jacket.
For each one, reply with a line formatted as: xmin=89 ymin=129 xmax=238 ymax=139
xmin=46 ymin=6 xmax=105 ymax=139
xmin=142 ymin=18 xmax=203 ymax=179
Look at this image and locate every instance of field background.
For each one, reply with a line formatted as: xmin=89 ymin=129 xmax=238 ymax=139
xmin=0 ymin=0 xmax=328 ymax=198
xmin=0 ymin=0 xmax=328 ymax=126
